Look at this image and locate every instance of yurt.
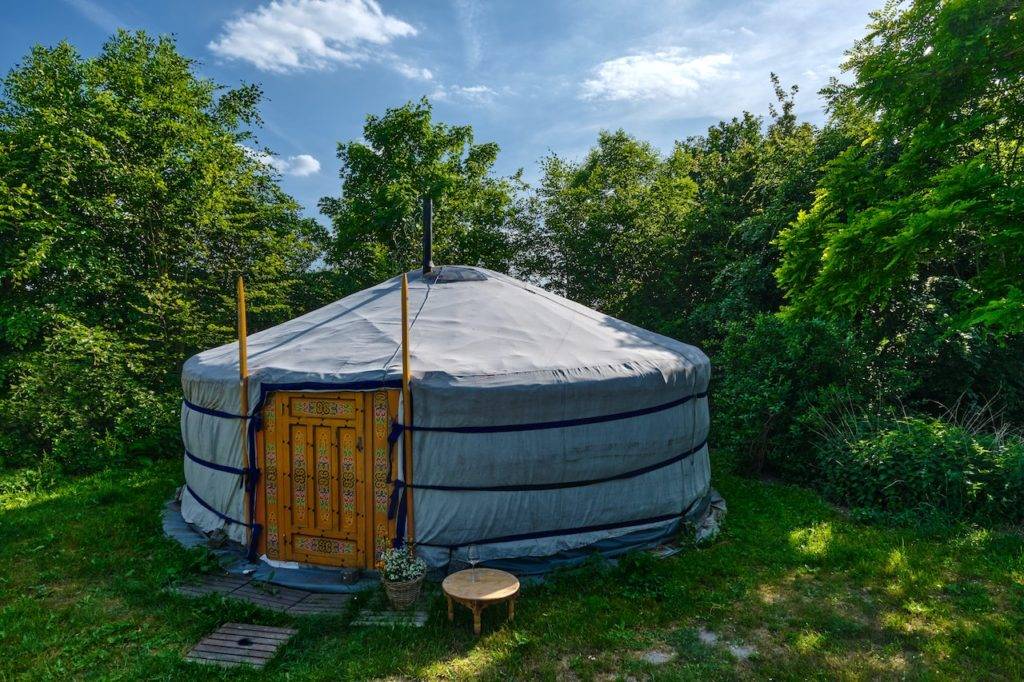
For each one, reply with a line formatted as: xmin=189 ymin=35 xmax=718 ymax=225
xmin=179 ymin=262 xmax=717 ymax=575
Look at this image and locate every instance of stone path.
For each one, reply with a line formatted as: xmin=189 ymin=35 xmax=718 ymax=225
xmin=173 ymin=573 xmax=250 ymax=597
xmin=185 ymin=622 xmax=297 ymax=669
xmin=172 ymin=574 xmax=353 ymax=616
xmin=174 ymin=572 xmax=433 ymax=630
xmin=350 ymin=606 xmax=429 ymax=627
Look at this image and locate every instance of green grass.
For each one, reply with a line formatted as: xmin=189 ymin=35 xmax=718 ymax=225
xmin=1 ymin=452 xmax=1022 ymax=680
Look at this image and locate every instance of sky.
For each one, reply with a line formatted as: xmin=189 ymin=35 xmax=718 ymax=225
xmin=1 ymin=0 xmax=882 ymax=220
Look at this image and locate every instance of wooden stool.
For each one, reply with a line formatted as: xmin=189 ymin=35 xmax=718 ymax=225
xmin=442 ymin=568 xmax=520 ymax=635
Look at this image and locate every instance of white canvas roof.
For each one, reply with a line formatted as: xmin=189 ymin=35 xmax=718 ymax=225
xmin=183 ymin=266 xmax=709 ymax=413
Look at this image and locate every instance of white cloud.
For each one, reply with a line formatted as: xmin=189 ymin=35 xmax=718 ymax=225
xmin=392 ymin=61 xmax=434 ymax=81
xmin=431 ymin=84 xmax=499 ymax=104
xmin=244 ymin=147 xmax=322 ymax=177
xmin=581 ymin=49 xmax=733 ymax=102
xmin=209 ymin=0 xmax=418 ymax=73
xmin=285 ymin=154 xmax=322 ymax=176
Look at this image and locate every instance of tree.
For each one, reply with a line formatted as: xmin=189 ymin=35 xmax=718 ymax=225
xmin=533 ymin=77 xmax=831 ymax=344
xmin=319 ymin=99 xmax=523 ymax=291
xmin=0 ymin=31 xmax=324 ymax=469
xmin=669 ymin=77 xmax=834 ymax=346
xmin=535 ymin=130 xmax=696 ymax=327
xmin=776 ymin=0 xmax=1024 ymax=335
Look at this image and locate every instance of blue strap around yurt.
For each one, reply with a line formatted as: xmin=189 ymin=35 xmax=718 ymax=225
xmin=390 ymin=437 xmax=707 ymax=495
xmin=416 ymin=509 xmax=688 ymax=549
xmin=184 ymin=388 xmax=706 ymax=431
xmin=416 ymin=493 xmax=711 ymax=568
xmin=391 ymin=390 xmax=708 ymax=435
xmin=185 ymin=484 xmax=261 ymax=531
xmin=184 ymin=448 xmax=250 ymax=477
xmin=182 ymin=399 xmax=247 ymax=420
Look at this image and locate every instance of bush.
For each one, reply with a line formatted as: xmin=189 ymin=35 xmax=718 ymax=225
xmin=818 ymin=414 xmax=1024 ymax=524
xmin=0 ymin=318 xmax=178 ymax=473
xmin=713 ymin=313 xmax=874 ymax=478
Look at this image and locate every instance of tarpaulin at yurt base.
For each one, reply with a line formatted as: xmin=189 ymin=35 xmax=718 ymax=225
xmin=178 ymin=265 xmax=718 ymax=575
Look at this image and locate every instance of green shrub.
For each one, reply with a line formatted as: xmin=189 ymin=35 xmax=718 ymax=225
xmin=714 ymin=313 xmax=873 ymax=478
xmin=0 ymin=318 xmax=178 ymax=473
xmin=818 ymin=415 xmax=1024 ymax=524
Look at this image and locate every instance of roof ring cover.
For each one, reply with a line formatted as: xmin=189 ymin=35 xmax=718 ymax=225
xmin=433 ymin=266 xmax=488 ymax=283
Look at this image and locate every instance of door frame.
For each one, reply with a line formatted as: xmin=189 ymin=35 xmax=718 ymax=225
xmin=254 ymin=389 xmax=400 ymax=569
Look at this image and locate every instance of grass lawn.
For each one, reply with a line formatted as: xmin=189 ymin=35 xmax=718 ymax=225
xmin=1 ymin=452 xmax=1022 ymax=680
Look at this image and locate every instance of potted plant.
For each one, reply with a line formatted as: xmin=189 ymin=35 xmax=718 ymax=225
xmin=379 ymin=546 xmax=426 ymax=609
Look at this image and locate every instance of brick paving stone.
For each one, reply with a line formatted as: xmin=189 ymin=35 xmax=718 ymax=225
xmin=350 ymin=607 xmax=429 ymax=627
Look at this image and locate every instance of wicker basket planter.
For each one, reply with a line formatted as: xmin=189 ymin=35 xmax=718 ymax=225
xmin=382 ymin=574 xmax=424 ymax=610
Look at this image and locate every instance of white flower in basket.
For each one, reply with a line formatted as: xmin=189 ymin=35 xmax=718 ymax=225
xmin=379 ymin=546 xmax=426 ymax=609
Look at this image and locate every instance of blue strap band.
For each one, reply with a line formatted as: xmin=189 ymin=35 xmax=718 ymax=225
xmin=182 ymin=399 xmax=247 ymax=420
xmin=184 ymin=448 xmax=248 ymax=476
xmin=185 ymin=483 xmax=258 ymax=529
xmin=416 ymin=510 xmax=685 ymax=549
xmin=185 ymin=388 xmax=707 ymax=434
xmin=393 ymin=438 xmax=708 ymax=493
xmin=392 ymin=492 xmax=408 ymax=549
xmin=392 ymin=390 xmax=708 ymax=435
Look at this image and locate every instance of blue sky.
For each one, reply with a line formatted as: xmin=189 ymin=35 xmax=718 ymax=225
xmin=1 ymin=0 xmax=881 ymax=220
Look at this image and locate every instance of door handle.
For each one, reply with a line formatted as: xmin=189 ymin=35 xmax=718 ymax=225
xmin=356 ymin=436 xmax=363 ymax=452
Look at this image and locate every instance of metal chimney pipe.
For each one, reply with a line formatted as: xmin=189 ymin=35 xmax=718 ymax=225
xmin=422 ymin=196 xmax=433 ymax=274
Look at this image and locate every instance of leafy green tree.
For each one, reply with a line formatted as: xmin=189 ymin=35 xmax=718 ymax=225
xmin=0 ymin=31 xmax=323 ymax=469
xmin=534 ymin=77 xmax=833 ymax=345
xmin=535 ymin=130 xmax=696 ymax=325
xmin=320 ymin=99 xmax=523 ymax=290
xmin=669 ymin=78 xmax=837 ymax=346
xmin=776 ymin=0 xmax=1024 ymax=334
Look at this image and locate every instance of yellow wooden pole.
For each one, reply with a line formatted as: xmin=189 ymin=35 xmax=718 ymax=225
xmin=237 ymin=276 xmax=251 ymax=547
xmin=401 ymin=273 xmax=415 ymax=545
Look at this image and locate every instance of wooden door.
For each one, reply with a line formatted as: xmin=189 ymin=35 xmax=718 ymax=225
xmin=260 ymin=392 xmax=366 ymax=567
xmin=257 ymin=389 xmax=400 ymax=569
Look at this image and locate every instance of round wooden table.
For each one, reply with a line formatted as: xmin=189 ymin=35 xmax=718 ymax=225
xmin=442 ymin=568 xmax=520 ymax=635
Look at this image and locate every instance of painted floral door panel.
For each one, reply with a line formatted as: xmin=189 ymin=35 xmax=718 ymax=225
xmin=258 ymin=390 xmax=398 ymax=569
xmin=263 ymin=393 xmax=365 ymax=567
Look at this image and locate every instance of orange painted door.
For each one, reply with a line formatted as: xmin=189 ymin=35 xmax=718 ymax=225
xmin=262 ymin=393 xmax=366 ymax=567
